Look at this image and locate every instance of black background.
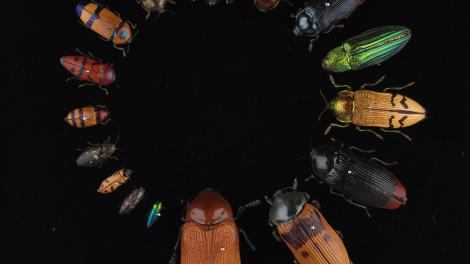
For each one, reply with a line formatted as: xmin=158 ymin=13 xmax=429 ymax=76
xmin=8 ymin=0 xmax=469 ymax=263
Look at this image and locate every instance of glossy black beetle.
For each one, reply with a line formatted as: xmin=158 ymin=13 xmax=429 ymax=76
xmin=293 ymin=0 xmax=364 ymax=51
xmin=76 ymin=137 xmax=120 ymax=167
xmin=306 ymin=140 xmax=407 ymax=216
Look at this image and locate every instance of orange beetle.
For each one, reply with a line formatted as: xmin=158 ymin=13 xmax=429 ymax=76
xmin=64 ymin=105 xmax=110 ymax=128
xmin=319 ymin=75 xmax=426 ymax=141
xmin=169 ymin=189 xmax=258 ymax=264
xmin=98 ymin=169 xmax=132 ymax=194
xmin=76 ymin=2 xmax=136 ymax=56
xmin=266 ymin=179 xmax=351 ymax=264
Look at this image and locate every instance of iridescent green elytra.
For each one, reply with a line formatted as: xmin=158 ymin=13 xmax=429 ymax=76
xmin=322 ymin=26 xmax=412 ymax=72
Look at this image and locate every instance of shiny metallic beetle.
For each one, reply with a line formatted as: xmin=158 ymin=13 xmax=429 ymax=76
xmin=76 ymin=137 xmax=119 ymax=167
xmin=119 ymin=187 xmax=146 ymax=215
xmin=293 ymin=0 xmax=364 ymax=51
xmin=137 ymin=0 xmax=175 ymax=20
xmin=307 ymin=140 xmax=407 ymax=216
xmin=265 ymin=179 xmax=351 ymax=264
xmin=319 ymin=75 xmax=426 ymax=141
xmin=323 ymin=26 xmax=412 ymax=72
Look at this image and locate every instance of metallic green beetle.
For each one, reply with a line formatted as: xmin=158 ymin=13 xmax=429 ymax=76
xmin=322 ymin=26 xmax=412 ymax=72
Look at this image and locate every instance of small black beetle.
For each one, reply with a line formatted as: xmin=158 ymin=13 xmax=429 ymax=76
xmin=293 ymin=0 xmax=364 ymax=51
xmin=307 ymin=140 xmax=407 ymax=216
xmin=76 ymin=137 xmax=120 ymax=167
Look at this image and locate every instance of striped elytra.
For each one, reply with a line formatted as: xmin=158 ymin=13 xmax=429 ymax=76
xmin=98 ymin=169 xmax=131 ymax=194
xmin=277 ymin=204 xmax=350 ymax=264
xmin=60 ymin=56 xmax=115 ymax=86
xmin=64 ymin=106 xmax=109 ymax=128
xmin=323 ymin=26 xmax=412 ymax=72
xmin=76 ymin=2 xmax=133 ymax=45
xmin=268 ymin=191 xmax=350 ymax=264
xmin=310 ymin=145 xmax=407 ymax=209
xmin=178 ymin=190 xmax=241 ymax=264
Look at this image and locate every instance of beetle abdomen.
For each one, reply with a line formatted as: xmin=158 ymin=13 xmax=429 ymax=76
xmin=352 ymin=90 xmax=426 ymax=128
xmin=277 ymin=204 xmax=350 ymax=264
xmin=347 ymin=26 xmax=411 ymax=70
xmin=331 ymin=151 xmax=407 ymax=209
xmin=181 ymin=221 xmax=241 ymax=264
xmin=65 ymin=106 xmax=99 ymax=128
xmin=77 ymin=2 xmax=122 ymax=41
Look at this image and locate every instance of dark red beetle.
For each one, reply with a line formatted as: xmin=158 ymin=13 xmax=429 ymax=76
xmin=60 ymin=50 xmax=115 ymax=94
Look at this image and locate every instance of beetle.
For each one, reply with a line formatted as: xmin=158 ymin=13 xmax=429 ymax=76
xmin=119 ymin=187 xmax=146 ymax=215
xmin=293 ymin=0 xmax=364 ymax=51
xmin=252 ymin=0 xmax=284 ymax=12
xmin=306 ymin=140 xmax=407 ymax=216
xmin=64 ymin=105 xmax=110 ymax=128
xmin=319 ymin=75 xmax=426 ymax=141
xmin=76 ymin=137 xmax=119 ymax=167
xmin=264 ymin=179 xmax=351 ymax=264
xmin=98 ymin=169 xmax=132 ymax=194
xmin=137 ymin=0 xmax=175 ymax=20
xmin=169 ymin=189 xmax=259 ymax=264
xmin=60 ymin=50 xmax=115 ymax=94
xmin=323 ymin=26 xmax=412 ymax=73
xmin=76 ymin=1 xmax=136 ymax=57
xmin=146 ymin=201 xmax=163 ymax=228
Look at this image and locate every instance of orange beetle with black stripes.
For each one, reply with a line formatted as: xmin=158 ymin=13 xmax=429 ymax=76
xmin=76 ymin=1 xmax=136 ymax=56
xmin=60 ymin=50 xmax=115 ymax=94
xmin=265 ymin=179 xmax=351 ymax=264
xmin=169 ymin=189 xmax=258 ymax=264
xmin=64 ymin=105 xmax=110 ymax=128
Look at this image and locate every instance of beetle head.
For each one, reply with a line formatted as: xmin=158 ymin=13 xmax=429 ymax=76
xmin=310 ymin=145 xmax=339 ymax=179
xmin=124 ymin=169 xmax=133 ymax=177
xmin=113 ymin=23 xmax=132 ymax=45
xmin=322 ymin=45 xmax=351 ymax=73
xmin=293 ymin=7 xmax=320 ymax=37
xmin=269 ymin=191 xmax=309 ymax=226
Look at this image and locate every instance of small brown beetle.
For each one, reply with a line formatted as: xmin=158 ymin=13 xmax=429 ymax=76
xmin=137 ymin=0 xmax=175 ymax=20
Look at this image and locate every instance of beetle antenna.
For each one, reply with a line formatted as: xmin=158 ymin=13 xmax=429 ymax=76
xmin=239 ymin=228 xmax=256 ymax=251
xmin=318 ymin=90 xmax=330 ymax=120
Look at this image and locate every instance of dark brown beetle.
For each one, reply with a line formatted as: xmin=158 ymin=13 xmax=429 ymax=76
xmin=76 ymin=137 xmax=120 ymax=167
xmin=137 ymin=0 xmax=175 ymax=20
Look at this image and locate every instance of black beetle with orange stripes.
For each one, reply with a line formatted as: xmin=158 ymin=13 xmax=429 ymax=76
xmin=264 ymin=179 xmax=351 ymax=264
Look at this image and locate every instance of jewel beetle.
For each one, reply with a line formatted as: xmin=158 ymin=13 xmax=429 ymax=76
xmin=76 ymin=137 xmax=120 ymax=167
xmin=169 ymin=188 xmax=258 ymax=264
xmin=119 ymin=187 xmax=146 ymax=215
xmin=64 ymin=105 xmax=110 ymax=128
xmin=98 ymin=168 xmax=132 ymax=194
xmin=264 ymin=179 xmax=351 ymax=264
xmin=319 ymin=75 xmax=426 ymax=141
xmin=322 ymin=25 xmax=412 ymax=73
xmin=293 ymin=0 xmax=364 ymax=51
xmin=137 ymin=0 xmax=175 ymax=20
xmin=60 ymin=50 xmax=115 ymax=93
xmin=307 ymin=140 xmax=407 ymax=216
xmin=146 ymin=201 xmax=163 ymax=228
xmin=76 ymin=1 xmax=136 ymax=57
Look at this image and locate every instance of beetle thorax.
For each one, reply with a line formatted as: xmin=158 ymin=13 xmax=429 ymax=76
xmin=331 ymin=92 xmax=354 ymax=123
xmin=269 ymin=192 xmax=307 ymax=226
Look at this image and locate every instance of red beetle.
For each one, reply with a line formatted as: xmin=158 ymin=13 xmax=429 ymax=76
xmin=169 ymin=189 xmax=259 ymax=264
xmin=60 ymin=50 xmax=115 ymax=94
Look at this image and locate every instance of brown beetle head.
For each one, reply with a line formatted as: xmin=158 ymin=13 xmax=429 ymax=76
xmin=185 ymin=189 xmax=234 ymax=226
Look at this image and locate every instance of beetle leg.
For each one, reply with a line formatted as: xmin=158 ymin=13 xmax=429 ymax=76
xmin=239 ymin=228 xmax=256 ymax=251
xmin=379 ymin=128 xmax=412 ymax=141
xmin=146 ymin=11 xmax=151 ymax=20
xmin=308 ymin=37 xmax=318 ymax=52
xmin=272 ymin=228 xmax=282 ymax=242
xmin=310 ymin=199 xmax=321 ymax=210
xmin=360 ymin=76 xmax=386 ymax=90
xmin=169 ymin=227 xmax=182 ymax=264
xmin=330 ymin=137 xmax=344 ymax=147
xmin=369 ymin=157 xmax=397 ymax=166
xmin=356 ymin=126 xmax=383 ymax=140
xmin=383 ymin=81 xmax=415 ymax=92
xmin=113 ymin=44 xmax=127 ymax=57
xmin=78 ymin=82 xmax=94 ymax=88
xmin=292 ymin=178 xmax=298 ymax=191
xmin=264 ymin=195 xmax=273 ymax=206
xmin=226 ymin=0 xmax=234 ymax=4
xmin=282 ymin=0 xmax=293 ymax=7
xmin=325 ymin=24 xmax=344 ymax=34
xmin=324 ymin=123 xmax=349 ymax=135
xmin=128 ymin=21 xmax=138 ymax=29
xmin=99 ymin=86 xmax=109 ymax=95
xmin=169 ymin=0 xmax=177 ymax=4
xmin=305 ymin=174 xmax=316 ymax=182
xmin=347 ymin=198 xmax=372 ymax=218
xmin=75 ymin=48 xmax=87 ymax=57
xmin=329 ymin=75 xmax=352 ymax=90
xmin=348 ymin=146 xmax=376 ymax=154
xmin=65 ymin=77 xmax=77 ymax=82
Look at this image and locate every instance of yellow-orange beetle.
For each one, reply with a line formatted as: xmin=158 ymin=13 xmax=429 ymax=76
xmin=64 ymin=105 xmax=109 ymax=128
xmin=76 ymin=2 xmax=136 ymax=56
xmin=319 ymin=75 xmax=426 ymax=141
xmin=98 ymin=169 xmax=132 ymax=194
